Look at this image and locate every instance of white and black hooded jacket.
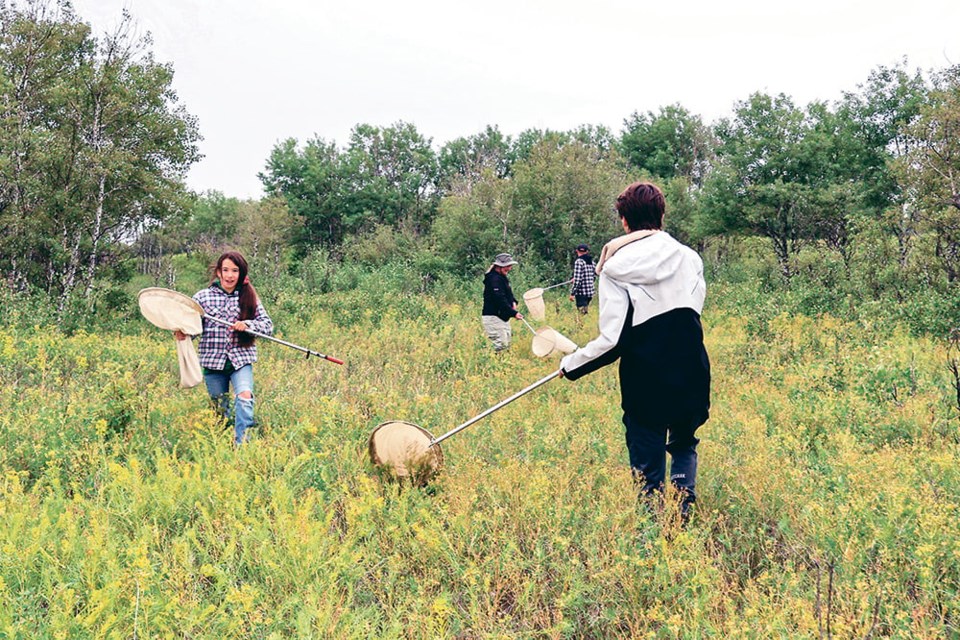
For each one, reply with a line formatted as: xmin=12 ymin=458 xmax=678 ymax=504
xmin=560 ymin=230 xmax=711 ymax=426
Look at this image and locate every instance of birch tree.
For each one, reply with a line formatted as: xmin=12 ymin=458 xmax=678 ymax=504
xmin=0 ymin=1 xmax=200 ymax=314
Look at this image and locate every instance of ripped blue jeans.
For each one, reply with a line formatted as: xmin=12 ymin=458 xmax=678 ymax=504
xmin=203 ymin=363 xmax=255 ymax=445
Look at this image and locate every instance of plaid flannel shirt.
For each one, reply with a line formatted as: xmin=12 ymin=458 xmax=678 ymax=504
xmin=193 ymin=284 xmax=273 ymax=371
xmin=570 ymin=257 xmax=596 ymax=297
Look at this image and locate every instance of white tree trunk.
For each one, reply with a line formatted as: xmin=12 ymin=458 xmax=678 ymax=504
xmin=82 ymin=173 xmax=107 ymax=301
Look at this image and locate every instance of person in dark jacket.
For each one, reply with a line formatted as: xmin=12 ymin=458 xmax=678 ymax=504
xmin=560 ymin=182 xmax=710 ymax=520
xmin=481 ymin=252 xmax=523 ymax=352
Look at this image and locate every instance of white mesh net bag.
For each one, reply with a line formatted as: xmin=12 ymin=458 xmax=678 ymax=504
xmin=522 ymin=288 xmax=546 ymax=321
xmin=138 ymin=288 xmax=204 ymax=388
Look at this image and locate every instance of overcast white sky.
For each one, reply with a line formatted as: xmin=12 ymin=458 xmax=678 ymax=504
xmin=72 ymin=0 xmax=958 ymax=200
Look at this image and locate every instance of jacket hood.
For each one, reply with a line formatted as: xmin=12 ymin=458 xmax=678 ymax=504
xmin=601 ymin=232 xmax=687 ymax=287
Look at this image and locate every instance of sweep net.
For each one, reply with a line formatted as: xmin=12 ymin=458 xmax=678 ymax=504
xmin=522 ymin=288 xmax=546 ymax=321
xmin=138 ymin=287 xmax=203 ymax=334
xmin=531 ymin=327 xmax=577 ymax=357
xmin=138 ymin=288 xmax=204 ymax=388
xmin=368 ymin=421 xmax=443 ymax=483
xmin=545 ymin=328 xmax=577 ymax=354
xmin=174 ymin=340 xmax=203 ymax=388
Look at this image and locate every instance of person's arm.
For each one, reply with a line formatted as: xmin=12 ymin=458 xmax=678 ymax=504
xmin=560 ymin=273 xmax=629 ymax=380
xmin=177 ymin=290 xmax=209 ymax=339
xmin=241 ymin=301 xmax=274 ymax=336
xmin=510 ymin=290 xmax=521 ymax=318
xmin=570 ymin=258 xmax=586 ymax=299
xmin=490 ymin=276 xmax=519 ymax=318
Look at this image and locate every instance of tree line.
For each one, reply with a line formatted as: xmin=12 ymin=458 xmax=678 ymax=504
xmin=0 ymin=0 xmax=199 ymax=315
xmin=246 ymin=61 xmax=960 ymax=294
xmin=2 ymin=1 xmax=960 ymax=323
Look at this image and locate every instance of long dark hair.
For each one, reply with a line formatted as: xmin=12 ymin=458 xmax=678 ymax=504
xmin=213 ymin=251 xmax=259 ymax=347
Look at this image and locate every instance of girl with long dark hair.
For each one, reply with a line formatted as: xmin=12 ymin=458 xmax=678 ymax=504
xmin=175 ymin=251 xmax=273 ymax=444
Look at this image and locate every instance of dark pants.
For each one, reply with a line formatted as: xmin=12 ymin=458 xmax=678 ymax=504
xmin=623 ymin=412 xmax=706 ymax=512
xmin=575 ymin=295 xmax=592 ymax=314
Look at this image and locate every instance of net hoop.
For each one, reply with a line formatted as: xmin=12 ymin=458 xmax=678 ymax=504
xmin=368 ymin=420 xmax=443 ymax=484
xmin=531 ymin=327 xmax=557 ymax=357
xmin=138 ymin=287 xmax=203 ymax=334
xmin=522 ymin=288 xmax=546 ymax=321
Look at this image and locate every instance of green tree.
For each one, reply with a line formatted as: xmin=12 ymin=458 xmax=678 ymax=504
xmin=840 ymin=61 xmax=929 ymax=266
xmin=660 ymin=175 xmax=706 ymax=250
xmin=0 ymin=0 xmax=89 ymax=292
xmin=704 ymin=93 xmax=867 ymax=280
xmin=0 ymin=1 xmax=200 ymax=312
xmin=438 ymin=125 xmax=511 ymax=195
xmin=233 ymin=197 xmax=301 ymax=277
xmin=509 ymin=139 xmax=627 ymax=271
xmin=899 ymin=65 xmax=960 ymax=280
xmin=792 ymin=101 xmax=870 ymax=263
xmin=185 ymin=190 xmax=242 ymax=248
xmin=259 ymin=136 xmax=344 ymax=249
xmin=261 ymin=122 xmax=440 ymax=251
xmin=340 ymin=121 xmax=439 ymax=236
xmin=619 ymin=104 xmax=714 ymax=185
xmin=430 ymin=170 xmax=512 ymax=275
xmin=568 ymin=124 xmax=617 ymax=161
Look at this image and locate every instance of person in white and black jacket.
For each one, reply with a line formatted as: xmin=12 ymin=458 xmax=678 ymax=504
xmin=560 ymin=182 xmax=710 ymax=520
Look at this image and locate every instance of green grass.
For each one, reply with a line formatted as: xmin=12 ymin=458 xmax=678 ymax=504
xmin=1 ymin=283 xmax=958 ymax=638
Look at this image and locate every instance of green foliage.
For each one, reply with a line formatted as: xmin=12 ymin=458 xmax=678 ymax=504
xmin=260 ymin=136 xmax=345 ymax=248
xmin=289 ymin=248 xmax=342 ymax=295
xmin=619 ymin=104 xmax=714 ymax=185
xmin=232 ymin=197 xmax=302 ymax=278
xmin=509 ymin=139 xmax=628 ymax=271
xmin=184 ymin=190 xmax=243 ymax=247
xmin=343 ymin=224 xmax=418 ymax=267
xmin=660 ymin=175 xmax=707 ymax=248
xmin=431 ymin=138 xmax=631 ymax=276
xmin=0 ymin=1 xmax=200 ymax=305
xmin=840 ymin=60 xmax=928 ymax=212
xmin=703 ymin=92 xmax=883 ymax=281
xmin=437 ymin=124 xmax=511 ymax=192
xmin=2 ymin=272 xmax=959 ymax=637
xmin=341 ymin=122 xmax=440 ymax=234
xmin=896 ymin=64 xmax=960 ymax=281
xmin=260 ymin=122 xmax=440 ymax=251
xmin=429 ymin=170 xmax=514 ymax=275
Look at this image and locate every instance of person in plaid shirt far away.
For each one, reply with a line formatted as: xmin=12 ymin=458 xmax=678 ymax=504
xmin=569 ymin=243 xmax=596 ymax=314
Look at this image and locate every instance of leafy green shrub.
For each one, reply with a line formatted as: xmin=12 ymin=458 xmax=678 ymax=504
xmin=342 ymin=224 xmax=417 ymax=266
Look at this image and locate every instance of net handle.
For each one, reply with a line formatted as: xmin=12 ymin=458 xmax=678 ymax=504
xmin=428 ymin=369 xmax=562 ymax=447
xmin=202 ymin=314 xmax=344 ymax=365
xmin=541 ymin=278 xmax=573 ymax=291
xmin=520 ymin=316 xmax=538 ymax=336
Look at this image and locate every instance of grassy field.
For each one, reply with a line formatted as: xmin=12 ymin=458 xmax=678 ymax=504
xmin=1 ymin=280 xmax=958 ymax=638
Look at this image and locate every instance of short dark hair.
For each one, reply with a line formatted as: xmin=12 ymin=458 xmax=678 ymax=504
xmin=615 ymin=182 xmax=665 ymax=231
